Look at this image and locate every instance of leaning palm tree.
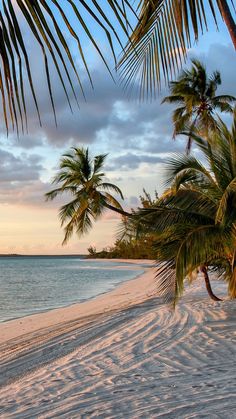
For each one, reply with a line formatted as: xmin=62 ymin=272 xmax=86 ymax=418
xmin=45 ymin=147 xmax=130 ymax=244
xmin=0 ymin=1 xmax=235 ymax=132
xmin=134 ymin=112 xmax=236 ymax=304
xmin=162 ymin=60 xmax=235 ymax=144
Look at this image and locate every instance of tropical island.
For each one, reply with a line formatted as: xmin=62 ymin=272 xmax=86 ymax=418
xmin=0 ymin=2 xmax=236 ymax=418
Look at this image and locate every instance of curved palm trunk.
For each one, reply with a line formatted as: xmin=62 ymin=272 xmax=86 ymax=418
xmin=201 ymin=266 xmax=222 ymax=301
xmin=104 ymin=202 xmax=131 ymax=217
xmin=218 ymin=0 xmax=236 ymax=49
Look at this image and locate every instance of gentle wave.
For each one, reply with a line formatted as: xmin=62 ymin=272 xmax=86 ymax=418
xmin=0 ymin=257 xmax=144 ymax=323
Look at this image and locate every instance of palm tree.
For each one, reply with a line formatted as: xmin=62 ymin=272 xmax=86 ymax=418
xmin=0 ymin=1 xmax=235 ymax=131
xmin=134 ymin=112 xmax=236 ymax=303
xmin=162 ymin=60 xmax=235 ymax=146
xmin=45 ymin=147 xmax=130 ymax=244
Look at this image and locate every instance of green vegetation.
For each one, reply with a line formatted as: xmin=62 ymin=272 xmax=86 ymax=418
xmin=119 ymin=1 xmax=236 ymax=97
xmin=47 ymin=60 xmax=236 ymax=304
xmin=162 ymin=59 xmax=235 ymax=146
xmin=0 ymin=2 xmax=235 ymax=132
xmin=87 ymin=240 xmax=156 ymax=260
xmin=87 ymin=190 xmax=158 ymax=260
xmin=134 ymin=113 xmax=236 ymax=302
xmin=45 ymin=147 xmax=130 ymax=244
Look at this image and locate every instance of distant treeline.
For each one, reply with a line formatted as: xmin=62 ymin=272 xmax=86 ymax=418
xmin=87 ymin=190 xmax=158 ymax=260
xmin=87 ymin=242 xmax=156 ymax=260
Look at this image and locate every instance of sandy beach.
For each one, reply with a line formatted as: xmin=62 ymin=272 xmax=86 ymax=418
xmin=0 ymin=259 xmax=235 ymax=418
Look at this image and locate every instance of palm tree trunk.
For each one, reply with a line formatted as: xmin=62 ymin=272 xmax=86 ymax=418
xmin=104 ymin=202 xmax=131 ymax=217
xmin=218 ymin=0 xmax=236 ymax=49
xmin=200 ymin=266 xmax=222 ymax=301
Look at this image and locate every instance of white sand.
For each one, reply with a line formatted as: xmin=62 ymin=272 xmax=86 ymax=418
xmin=0 ymin=259 xmax=235 ymax=418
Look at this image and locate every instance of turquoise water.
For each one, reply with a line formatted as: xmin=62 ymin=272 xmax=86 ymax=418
xmin=0 ymin=257 xmax=144 ymax=323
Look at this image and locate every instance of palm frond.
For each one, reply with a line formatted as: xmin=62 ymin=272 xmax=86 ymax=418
xmin=93 ymin=154 xmax=108 ymax=174
xmin=62 ymin=206 xmax=93 ymax=245
xmin=0 ymin=0 xmax=134 ymax=132
xmin=118 ymin=1 xmax=225 ymax=96
xmin=103 ymin=192 xmax=124 ymax=210
xmin=213 ymin=94 xmax=236 ymax=104
xmin=216 ymin=177 xmax=236 ymax=225
xmin=45 ymin=185 xmax=77 ymax=200
xmin=100 ymin=182 xmax=124 ymax=199
xmin=59 ymin=195 xmax=96 ymax=243
xmin=135 ymin=193 xmax=216 ymax=234
xmin=155 ymin=260 xmax=177 ymax=305
xmin=175 ymin=225 xmax=232 ymax=282
xmin=116 ymin=215 xmax=138 ymax=243
xmin=164 ymin=153 xmax=216 ymax=187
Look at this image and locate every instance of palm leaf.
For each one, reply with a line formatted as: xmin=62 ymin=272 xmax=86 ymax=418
xmin=216 ymin=177 xmax=236 ymax=225
xmin=93 ymin=154 xmax=108 ymax=174
xmin=164 ymin=153 xmax=216 ymax=187
xmin=155 ymin=260 xmax=177 ymax=305
xmin=118 ymin=0 xmax=223 ymax=96
xmin=103 ymin=191 xmax=124 ymax=210
xmin=0 ymin=0 xmax=135 ymax=132
xmin=100 ymin=182 xmax=124 ymax=199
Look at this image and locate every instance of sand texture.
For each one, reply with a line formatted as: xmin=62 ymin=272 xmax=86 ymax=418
xmin=0 ymin=260 xmax=235 ymax=418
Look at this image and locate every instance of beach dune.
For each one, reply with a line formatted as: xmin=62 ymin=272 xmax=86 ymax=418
xmin=0 ymin=260 xmax=235 ymax=418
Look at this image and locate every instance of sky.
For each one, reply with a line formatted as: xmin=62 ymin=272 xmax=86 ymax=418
xmin=0 ymin=2 xmax=235 ymax=255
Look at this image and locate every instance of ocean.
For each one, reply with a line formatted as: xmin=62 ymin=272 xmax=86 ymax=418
xmin=0 ymin=256 xmax=144 ymax=323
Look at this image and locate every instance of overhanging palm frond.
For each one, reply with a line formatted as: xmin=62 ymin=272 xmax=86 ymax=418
xmin=118 ymin=1 xmax=236 ymax=97
xmin=155 ymin=260 xmax=177 ymax=304
xmin=0 ymin=0 xmax=134 ymax=133
xmin=1 ymin=1 xmax=235 ymax=130
xmin=175 ymin=225 xmax=231 ymax=281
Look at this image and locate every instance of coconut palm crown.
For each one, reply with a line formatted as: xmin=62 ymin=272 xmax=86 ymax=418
xmin=162 ymin=60 xmax=236 ymax=142
xmin=135 ymin=112 xmax=236 ymax=304
xmin=45 ymin=147 xmax=130 ymax=244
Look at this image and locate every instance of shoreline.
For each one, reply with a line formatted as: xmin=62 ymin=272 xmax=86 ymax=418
xmin=0 ymin=258 xmax=150 ymax=325
xmin=0 ymin=259 xmax=156 ymax=346
xmin=0 ymin=261 xmax=235 ymax=417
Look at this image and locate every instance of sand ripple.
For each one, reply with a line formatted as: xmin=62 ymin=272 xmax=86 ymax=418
xmin=0 ymin=279 xmax=235 ymax=418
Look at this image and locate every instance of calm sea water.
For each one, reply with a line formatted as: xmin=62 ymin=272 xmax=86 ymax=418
xmin=0 ymin=257 xmax=144 ymax=323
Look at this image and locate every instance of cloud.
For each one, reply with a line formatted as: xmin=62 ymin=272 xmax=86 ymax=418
xmin=0 ymin=149 xmax=43 ymax=182
xmin=7 ymin=134 xmax=45 ymax=150
xmin=106 ymin=152 xmax=165 ymax=171
xmin=193 ymin=43 xmax=236 ymax=96
xmin=0 ymin=39 xmax=235 ymax=209
xmin=0 ymin=148 xmax=50 ymax=206
xmin=7 ymin=40 xmax=236 ymax=156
